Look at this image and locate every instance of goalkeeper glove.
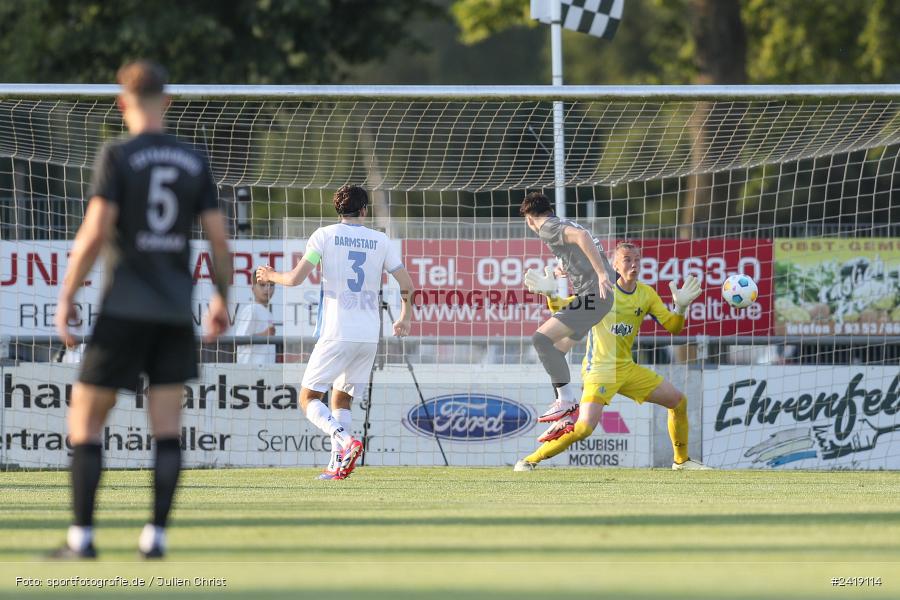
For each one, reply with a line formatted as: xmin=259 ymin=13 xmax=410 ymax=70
xmin=524 ymin=266 xmax=558 ymax=297
xmin=668 ymin=275 xmax=702 ymax=315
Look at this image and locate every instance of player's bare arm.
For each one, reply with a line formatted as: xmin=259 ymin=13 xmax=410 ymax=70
xmin=256 ymin=257 xmax=316 ymax=287
xmin=200 ymin=208 xmax=232 ymax=341
xmin=562 ymin=225 xmax=613 ymax=298
xmin=391 ymin=267 xmax=415 ymax=337
xmin=55 ymin=197 xmax=118 ymax=347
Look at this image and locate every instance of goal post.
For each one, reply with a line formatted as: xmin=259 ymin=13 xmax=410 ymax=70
xmin=2 ymin=84 xmax=900 ymax=470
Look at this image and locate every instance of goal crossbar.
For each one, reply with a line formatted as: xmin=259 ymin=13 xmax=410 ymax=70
xmin=3 ymin=84 xmax=900 ymax=101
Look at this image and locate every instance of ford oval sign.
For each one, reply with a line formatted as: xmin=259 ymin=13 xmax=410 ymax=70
xmin=404 ymin=394 xmax=534 ymax=441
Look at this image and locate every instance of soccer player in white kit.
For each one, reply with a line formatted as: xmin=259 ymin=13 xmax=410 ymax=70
xmin=256 ymin=185 xmax=413 ymax=479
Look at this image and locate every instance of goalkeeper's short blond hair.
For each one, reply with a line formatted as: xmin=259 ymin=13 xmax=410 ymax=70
xmin=615 ymin=242 xmax=640 ymax=255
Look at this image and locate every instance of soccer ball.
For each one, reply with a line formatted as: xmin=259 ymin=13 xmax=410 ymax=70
xmin=722 ymin=274 xmax=758 ymax=308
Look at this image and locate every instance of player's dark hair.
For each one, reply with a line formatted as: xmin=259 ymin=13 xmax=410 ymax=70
xmin=334 ymin=185 xmax=369 ymax=216
xmin=519 ymin=192 xmax=554 ymax=217
xmin=117 ymin=60 xmax=168 ymax=98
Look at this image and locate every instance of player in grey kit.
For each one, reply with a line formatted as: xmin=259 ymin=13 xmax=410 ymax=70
xmin=519 ymin=192 xmax=616 ymax=423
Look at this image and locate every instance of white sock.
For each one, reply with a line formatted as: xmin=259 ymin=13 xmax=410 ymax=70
xmin=306 ymin=400 xmax=351 ymax=449
xmin=327 ymin=408 xmax=353 ymax=470
xmin=138 ymin=523 xmax=165 ymax=553
xmin=67 ymin=525 xmax=92 ymax=551
xmin=326 ymin=448 xmax=339 ymax=472
xmin=333 ymin=408 xmax=352 ymax=437
xmin=555 ymin=383 xmax=576 ymax=403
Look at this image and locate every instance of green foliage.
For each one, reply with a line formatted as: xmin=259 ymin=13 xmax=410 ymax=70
xmin=0 ymin=0 xmax=440 ymax=84
xmin=758 ymin=0 xmax=896 ymax=84
xmin=564 ymin=0 xmax=694 ymax=85
xmin=450 ymin=0 xmax=534 ymax=44
xmin=857 ymin=0 xmax=898 ymax=80
xmin=450 ymin=0 xmax=900 ymax=85
xmin=743 ymin=0 xmax=900 ymax=83
xmin=344 ymin=6 xmax=545 ymax=85
xmin=450 ymin=0 xmax=695 ymax=84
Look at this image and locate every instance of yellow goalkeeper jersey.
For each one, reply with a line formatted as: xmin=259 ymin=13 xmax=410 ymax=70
xmin=549 ymin=282 xmax=685 ymax=375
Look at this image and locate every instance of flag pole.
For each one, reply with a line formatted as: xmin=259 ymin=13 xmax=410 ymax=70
xmin=550 ymin=0 xmax=566 ymax=220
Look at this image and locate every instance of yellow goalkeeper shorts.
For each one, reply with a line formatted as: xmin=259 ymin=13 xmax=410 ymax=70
xmin=581 ymin=362 xmax=664 ymax=405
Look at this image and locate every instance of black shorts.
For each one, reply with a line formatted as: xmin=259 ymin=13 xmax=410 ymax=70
xmin=552 ymin=292 xmax=614 ymax=341
xmin=79 ymin=315 xmax=198 ymax=392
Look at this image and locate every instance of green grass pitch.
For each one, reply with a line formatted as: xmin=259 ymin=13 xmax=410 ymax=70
xmin=0 ymin=467 xmax=897 ymax=599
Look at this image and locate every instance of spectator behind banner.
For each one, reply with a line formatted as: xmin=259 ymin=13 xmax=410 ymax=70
xmin=60 ymin=343 xmax=87 ymax=364
xmin=234 ymin=275 xmax=276 ymax=364
xmin=58 ymin=321 xmax=86 ymax=364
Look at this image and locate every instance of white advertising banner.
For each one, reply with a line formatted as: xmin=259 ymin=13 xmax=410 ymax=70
xmin=1 ymin=364 xmax=652 ymax=469
xmin=0 ymin=240 xmax=402 ymax=339
xmin=703 ymin=366 xmax=900 ymax=469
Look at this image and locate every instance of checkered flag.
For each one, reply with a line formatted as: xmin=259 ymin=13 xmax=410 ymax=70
xmin=530 ymin=0 xmax=624 ymax=40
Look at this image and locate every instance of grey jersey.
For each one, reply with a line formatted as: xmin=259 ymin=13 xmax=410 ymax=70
xmin=89 ymin=132 xmax=218 ymax=324
xmin=538 ymin=216 xmax=614 ymax=296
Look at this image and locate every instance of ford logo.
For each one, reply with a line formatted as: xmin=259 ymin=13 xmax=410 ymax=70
xmin=404 ymin=394 xmax=534 ymax=441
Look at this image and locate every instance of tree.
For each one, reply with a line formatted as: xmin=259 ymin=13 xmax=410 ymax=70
xmin=450 ymin=0 xmax=900 ymax=85
xmin=450 ymin=0 xmax=697 ymax=85
xmin=0 ymin=0 xmax=440 ymax=83
xmin=744 ymin=0 xmax=900 ymax=84
xmin=681 ymin=0 xmax=746 ymax=238
xmin=344 ymin=2 xmax=546 ymax=85
xmin=450 ymin=0 xmax=532 ymax=44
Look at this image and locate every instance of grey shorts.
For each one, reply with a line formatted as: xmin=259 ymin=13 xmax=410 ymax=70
xmin=552 ymin=292 xmax=614 ymax=341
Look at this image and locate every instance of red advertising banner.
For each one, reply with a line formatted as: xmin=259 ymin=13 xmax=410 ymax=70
xmin=404 ymin=239 xmax=551 ymax=337
xmin=404 ymin=238 xmax=773 ymax=337
xmin=633 ymin=239 xmax=773 ymax=337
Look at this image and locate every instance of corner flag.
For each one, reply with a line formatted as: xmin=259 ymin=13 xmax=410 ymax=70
xmin=530 ymin=0 xmax=625 ymax=40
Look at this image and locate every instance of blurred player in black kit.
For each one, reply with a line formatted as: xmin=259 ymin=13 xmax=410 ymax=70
xmin=52 ymin=60 xmax=232 ymax=559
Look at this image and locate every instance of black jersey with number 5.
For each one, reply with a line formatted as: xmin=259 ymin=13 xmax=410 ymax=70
xmin=89 ymin=132 xmax=218 ymax=324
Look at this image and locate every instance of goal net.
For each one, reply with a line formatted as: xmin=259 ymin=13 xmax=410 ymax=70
xmin=2 ymin=86 xmax=899 ymax=470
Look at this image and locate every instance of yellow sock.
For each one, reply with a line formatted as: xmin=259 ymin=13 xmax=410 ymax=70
xmin=525 ymin=421 xmax=595 ymax=463
xmin=669 ymin=395 xmax=689 ymax=464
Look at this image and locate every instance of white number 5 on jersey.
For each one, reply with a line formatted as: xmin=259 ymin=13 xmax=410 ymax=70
xmin=148 ymin=166 xmax=179 ymax=233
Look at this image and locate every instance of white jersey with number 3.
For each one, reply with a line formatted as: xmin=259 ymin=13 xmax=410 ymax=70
xmin=304 ymin=222 xmax=403 ymax=343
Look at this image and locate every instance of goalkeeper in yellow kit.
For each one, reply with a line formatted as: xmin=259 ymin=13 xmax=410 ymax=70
xmin=515 ymin=242 xmax=711 ymax=471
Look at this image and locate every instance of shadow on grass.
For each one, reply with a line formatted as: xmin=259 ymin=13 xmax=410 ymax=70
xmin=5 ymin=541 xmax=890 ymax=558
xmin=4 ymin=511 xmax=899 ymax=530
xmin=0 ymin=483 xmax=70 ymax=490
xmin=183 ymin=510 xmax=900 ymax=529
